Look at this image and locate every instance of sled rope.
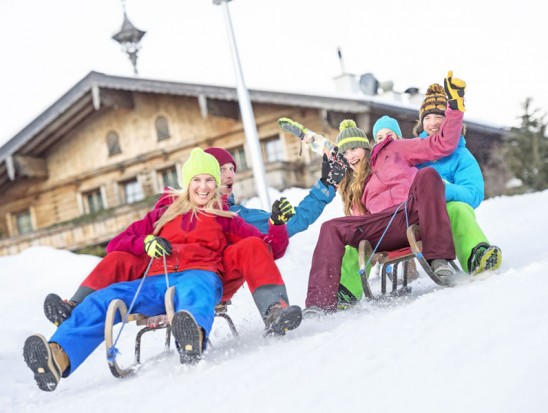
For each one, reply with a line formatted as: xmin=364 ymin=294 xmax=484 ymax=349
xmin=106 ymin=256 xmax=155 ymax=363
xmin=107 ymin=253 xmax=173 ymax=363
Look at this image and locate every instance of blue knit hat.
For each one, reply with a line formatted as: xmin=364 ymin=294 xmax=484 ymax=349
xmin=372 ymin=116 xmax=402 ymax=141
xmin=180 ymin=148 xmax=221 ymax=189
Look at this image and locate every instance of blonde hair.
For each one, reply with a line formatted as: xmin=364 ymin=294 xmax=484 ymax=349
xmin=338 ymin=152 xmax=372 ymax=216
xmin=153 ymin=187 xmax=235 ymax=235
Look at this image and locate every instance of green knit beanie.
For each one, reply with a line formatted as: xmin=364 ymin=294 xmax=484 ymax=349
xmin=179 ymin=148 xmax=221 ymax=189
xmin=336 ymin=119 xmax=371 ymax=154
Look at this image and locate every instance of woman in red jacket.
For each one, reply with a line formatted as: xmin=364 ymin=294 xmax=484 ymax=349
xmin=23 ymin=148 xmax=300 ymax=392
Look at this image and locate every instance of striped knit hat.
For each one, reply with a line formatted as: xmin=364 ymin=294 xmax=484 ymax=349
xmin=419 ymin=83 xmax=448 ymax=122
xmin=335 ymin=119 xmax=370 ymax=153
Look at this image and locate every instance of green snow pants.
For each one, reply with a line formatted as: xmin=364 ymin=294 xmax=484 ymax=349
xmin=446 ymin=201 xmax=489 ymax=272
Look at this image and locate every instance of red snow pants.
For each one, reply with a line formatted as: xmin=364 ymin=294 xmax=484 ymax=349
xmin=220 ymin=237 xmax=284 ymax=302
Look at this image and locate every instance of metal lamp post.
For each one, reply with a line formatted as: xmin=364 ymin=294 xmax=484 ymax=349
xmin=213 ymin=0 xmax=271 ymax=209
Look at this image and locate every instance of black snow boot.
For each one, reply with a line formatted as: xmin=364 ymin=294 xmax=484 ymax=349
xmin=171 ymin=310 xmax=203 ymax=365
xmin=44 ymin=293 xmax=76 ymax=326
xmin=264 ymin=303 xmax=303 ymax=336
xmin=252 ymin=284 xmax=302 ymax=336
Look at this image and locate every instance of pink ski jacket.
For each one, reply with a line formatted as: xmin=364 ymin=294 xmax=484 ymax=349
xmin=361 ymin=108 xmax=464 ymax=214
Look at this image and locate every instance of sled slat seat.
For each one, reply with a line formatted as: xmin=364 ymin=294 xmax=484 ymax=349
xmin=359 ymin=241 xmax=419 ymax=297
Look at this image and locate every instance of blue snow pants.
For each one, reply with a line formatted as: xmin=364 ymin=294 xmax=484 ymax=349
xmin=50 ymin=269 xmax=222 ymax=376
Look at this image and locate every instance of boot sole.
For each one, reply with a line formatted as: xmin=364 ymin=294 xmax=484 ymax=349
xmin=23 ymin=334 xmax=60 ymax=392
xmin=472 ymin=246 xmax=502 ymax=275
xmin=171 ymin=311 xmax=202 ymax=365
xmin=268 ymin=305 xmax=303 ymax=336
xmin=43 ymin=293 xmax=72 ymax=326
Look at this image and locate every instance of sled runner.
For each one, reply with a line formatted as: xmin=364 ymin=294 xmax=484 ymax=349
xmin=104 ymin=294 xmax=238 ymax=378
xmin=358 ymin=224 xmax=462 ymax=299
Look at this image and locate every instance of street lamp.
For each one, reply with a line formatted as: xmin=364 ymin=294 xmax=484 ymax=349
xmin=213 ymin=0 xmax=271 ymax=210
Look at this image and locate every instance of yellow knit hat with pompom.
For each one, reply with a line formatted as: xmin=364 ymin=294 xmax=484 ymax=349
xmin=179 ymin=148 xmax=221 ymax=189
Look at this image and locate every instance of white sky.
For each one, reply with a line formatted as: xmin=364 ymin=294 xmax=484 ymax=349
xmin=3 ymin=187 xmax=548 ymax=411
xmin=1 ymin=0 xmax=547 ymax=146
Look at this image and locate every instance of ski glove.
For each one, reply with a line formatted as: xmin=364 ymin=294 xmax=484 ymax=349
xmin=321 ymin=147 xmax=349 ymax=188
xmin=269 ymin=197 xmax=296 ymax=225
xmin=144 ymin=235 xmax=172 ymax=258
xmin=444 ymin=70 xmax=466 ymax=112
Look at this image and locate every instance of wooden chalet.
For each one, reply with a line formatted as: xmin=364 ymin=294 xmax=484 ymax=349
xmin=0 ymin=71 xmax=507 ymax=255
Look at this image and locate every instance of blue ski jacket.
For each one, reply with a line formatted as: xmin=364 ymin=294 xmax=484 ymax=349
xmin=228 ymin=179 xmax=336 ymax=237
xmin=417 ymin=131 xmax=484 ymax=209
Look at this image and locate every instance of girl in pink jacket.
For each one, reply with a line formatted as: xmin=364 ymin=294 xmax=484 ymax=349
xmin=306 ymin=73 xmax=466 ymax=311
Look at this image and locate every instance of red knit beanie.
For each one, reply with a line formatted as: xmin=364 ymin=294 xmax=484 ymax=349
xmin=204 ymin=147 xmax=237 ymax=172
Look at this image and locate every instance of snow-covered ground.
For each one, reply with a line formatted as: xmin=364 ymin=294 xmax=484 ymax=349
xmin=3 ymin=188 xmax=548 ymax=413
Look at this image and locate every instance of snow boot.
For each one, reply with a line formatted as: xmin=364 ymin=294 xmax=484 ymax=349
xmin=171 ymin=310 xmax=203 ymax=365
xmin=469 ymin=243 xmax=502 ymax=275
xmin=44 ymin=293 xmax=76 ymax=326
xmin=251 ymin=284 xmax=302 ymax=336
xmin=23 ymin=335 xmax=69 ymax=392
xmin=336 ymin=284 xmax=358 ymax=311
xmin=264 ymin=303 xmax=302 ymax=336
xmin=431 ymin=259 xmax=456 ymax=278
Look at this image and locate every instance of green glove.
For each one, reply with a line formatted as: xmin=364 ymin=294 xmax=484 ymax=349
xmin=144 ymin=235 xmax=172 ymax=258
xmin=269 ymin=197 xmax=296 ymax=225
xmin=444 ymin=70 xmax=466 ymax=112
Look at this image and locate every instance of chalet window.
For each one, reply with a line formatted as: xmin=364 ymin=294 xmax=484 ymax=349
xmin=83 ymin=188 xmax=105 ymax=214
xmin=155 ymin=116 xmax=171 ymax=141
xmin=230 ymin=146 xmax=248 ymax=171
xmin=262 ymin=135 xmax=284 ymax=163
xmin=15 ymin=209 xmax=33 ymax=235
xmin=121 ymin=178 xmax=144 ymax=204
xmin=107 ymin=131 xmax=122 ymax=156
xmin=158 ymin=166 xmax=179 ymax=189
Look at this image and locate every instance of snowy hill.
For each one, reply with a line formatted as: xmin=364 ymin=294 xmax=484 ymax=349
xmin=3 ymin=189 xmax=548 ymax=413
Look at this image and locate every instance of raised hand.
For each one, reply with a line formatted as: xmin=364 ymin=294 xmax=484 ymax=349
xmin=321 ymin=147 xmax=349 ymax=188
xmin=444 ymin=70 xmax=466 ymax=112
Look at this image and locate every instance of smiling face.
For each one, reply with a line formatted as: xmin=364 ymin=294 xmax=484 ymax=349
xmin=188 ymin=174 xmax=217 ymax=206
xmin=342 ymin=147 xmax=368 ymax=171
xmin=422 ymin=113 xmax=445 ymax=136
xmin=219 ymin=162 xmax=236 ymax=196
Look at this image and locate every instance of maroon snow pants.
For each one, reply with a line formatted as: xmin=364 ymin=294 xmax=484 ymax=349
xmin=305 ymin=168 xmax=455 ymax=310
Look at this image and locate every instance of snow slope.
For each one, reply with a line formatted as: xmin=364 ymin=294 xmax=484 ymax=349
xmin=2 ymin=189 xmax=548 ymax=413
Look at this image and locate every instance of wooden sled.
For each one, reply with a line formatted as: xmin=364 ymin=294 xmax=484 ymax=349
xmin=358 ymin=224 xmax=460 ymax=299
xmin=104 ymin=289 xmax=238 ymax=378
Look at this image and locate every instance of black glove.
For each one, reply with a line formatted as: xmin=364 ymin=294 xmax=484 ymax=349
xmin=270 ymin=197 xmax=296 ymax=225
xmin=444 ymin=70 xmax=466 ymax=112
xmin=144 ymin=235 xmax=172 ymax=258
xmin=321 ymin=147 xmax=349 ymax=188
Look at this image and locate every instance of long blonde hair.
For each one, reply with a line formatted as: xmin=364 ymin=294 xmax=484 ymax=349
xmin=153 ymin=187 xmax=235 ymax=235
xmin=338 ymin=151 xmax=372 ymax=216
